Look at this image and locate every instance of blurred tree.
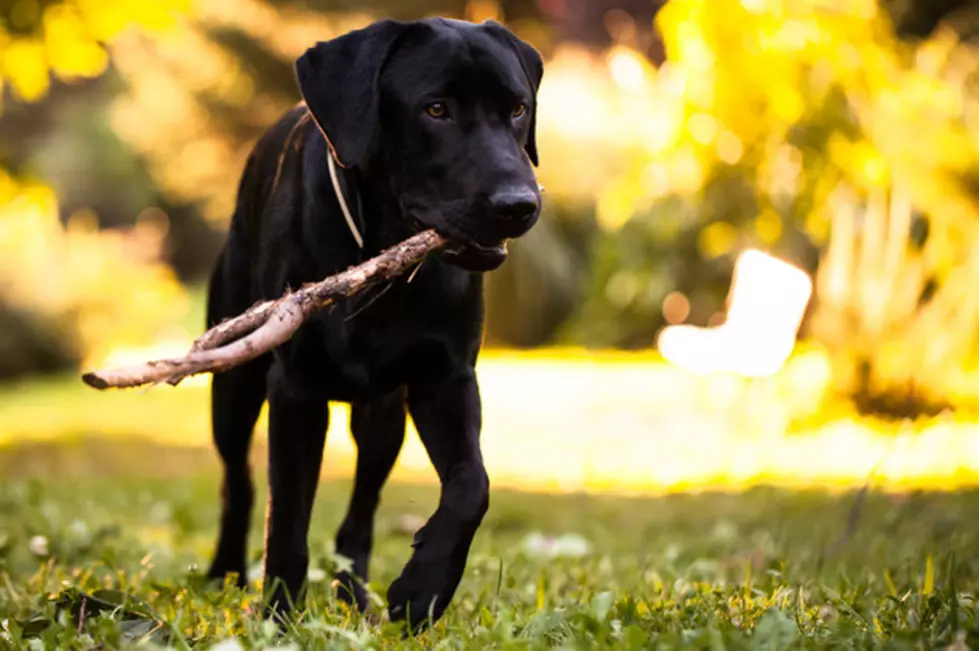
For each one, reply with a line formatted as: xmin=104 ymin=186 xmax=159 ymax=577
xmin=484 ymin=199 xmax=597 ymax=347
xmin=550 ymin=0 xmax=979 ymax=416
xmin=540 ymin=0 xmax=667 ymax=63
xmin=0 ymin=0 xmax=193 ymax=378
xmin=0 ymin=175 xmax=187 ymax=378
xmin=0 ymin=0 xmax=191 ymax=105
xmin=8 ymin=0 xmax=979 ymax=407
xmin=883 ymin=0 xmax=976 ymax=39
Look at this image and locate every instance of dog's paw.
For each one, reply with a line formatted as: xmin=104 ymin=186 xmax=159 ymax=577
xmin=333 ymin=570 xmax=369 ymax=612
xmin=386 ymin=561 xmax=453 ymax=632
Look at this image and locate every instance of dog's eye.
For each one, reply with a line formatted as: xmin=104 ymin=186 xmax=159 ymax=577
xmin=512 ymin=103 xmax=527 ymax=119
xmin=425 ymin=102 xmax=449 ymax=119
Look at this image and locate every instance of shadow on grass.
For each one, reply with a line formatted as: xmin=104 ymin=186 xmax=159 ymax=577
xmin=0 ymin=435 xmax=263 ymax=481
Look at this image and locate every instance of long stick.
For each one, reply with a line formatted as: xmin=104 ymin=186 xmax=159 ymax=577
xmin=82 ymin=230 xmax=448 ymax=390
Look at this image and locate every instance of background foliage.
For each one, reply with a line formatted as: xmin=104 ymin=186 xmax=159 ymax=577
xmin=5 ymin=3 xmax=979 ymax=648
xmin=2 ymin=0 xmax=979 ymax=416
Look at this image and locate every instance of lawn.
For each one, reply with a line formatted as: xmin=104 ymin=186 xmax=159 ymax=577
xmin=1 ymin=434 xmax=978 ymax=649
xmin=3 ymin=345 xmax=979 ymax=648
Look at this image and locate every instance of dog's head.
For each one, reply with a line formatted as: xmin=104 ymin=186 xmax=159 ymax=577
xmin=296 ymin=18 xmax=543 ymax=271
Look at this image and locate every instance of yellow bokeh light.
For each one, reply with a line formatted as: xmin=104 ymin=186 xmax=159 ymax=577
xmin=3 ymin=39 xmax=49 ymax=101
xmin=716 ymin=129 xmax=744 ymax=164
xmin=607 ymin=46 xmax=647 ymax=92
xmin=755 ymin=210 xmax=783 ymax=244
xmin=699 ymin=221 xmax=740 ymax=259
xmin=688 ymin=112 xmax=718 ymax=144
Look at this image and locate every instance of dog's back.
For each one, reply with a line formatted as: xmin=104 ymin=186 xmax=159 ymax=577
xmin=207 ymin=104 xmax=314 ymax=328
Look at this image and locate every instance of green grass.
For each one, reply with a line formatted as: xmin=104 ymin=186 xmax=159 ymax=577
xmin=3 ymin=316 xmax=979 ymax=648
xmin=1 ymin=438 xmax=978 ymax=649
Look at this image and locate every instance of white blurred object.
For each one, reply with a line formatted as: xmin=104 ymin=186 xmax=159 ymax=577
xmin=27 ymin=535 xmax=49 ymax=557
xmin=657 ymin=249 xmax=813 ymax=378
xmin=520 ymin=532 xmax=592 ymax=559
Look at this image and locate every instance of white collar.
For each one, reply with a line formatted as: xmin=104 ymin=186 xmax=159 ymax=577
xmin=327 ymin=151 xmax=365 ymax=249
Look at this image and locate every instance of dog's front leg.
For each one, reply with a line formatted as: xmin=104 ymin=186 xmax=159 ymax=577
xmin=387 ymin=369 xmax=489 ymax=631
xmin=263 ymin=361 xmax=330 ymax=618
xmin=333 ymin=387 xmax=407 ymax=611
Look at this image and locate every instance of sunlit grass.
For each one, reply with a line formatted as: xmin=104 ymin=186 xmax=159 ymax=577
xmin=4 ymin=344 xmax=979 ymax=496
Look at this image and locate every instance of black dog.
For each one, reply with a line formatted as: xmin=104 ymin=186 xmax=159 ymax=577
xmin=204 ymin=17 xmax=543 ymax=629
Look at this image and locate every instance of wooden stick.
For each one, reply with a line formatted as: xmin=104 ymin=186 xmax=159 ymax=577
xmin=82 ymin=230 xmax=448 ymax=390
xmin=189 ymin=299 xmax=277 ymax=353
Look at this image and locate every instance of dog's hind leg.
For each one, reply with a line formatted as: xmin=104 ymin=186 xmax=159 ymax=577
xmin=206 ymin=249 xmax=271 ymax=588
xmin=207 ymin=357 xmax=269 ymax=587
xmin=333 ymin=387 xmax=407 ymax=611
xmin=263 ymin=361 xmax=330 ymax=616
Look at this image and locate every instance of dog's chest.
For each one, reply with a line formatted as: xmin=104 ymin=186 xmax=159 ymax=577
xmin=289 ymin=279 xmax=476 ymax=402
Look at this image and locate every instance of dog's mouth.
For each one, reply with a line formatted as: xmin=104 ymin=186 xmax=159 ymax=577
xmin=406 ymin=213 xmax=511 ymax=272
xmin=440 ymin=238 xmax=509 ymax=272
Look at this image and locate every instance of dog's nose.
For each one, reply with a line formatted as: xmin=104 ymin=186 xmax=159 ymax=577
xmin=489 ymin=188 xmax=539 ymax=221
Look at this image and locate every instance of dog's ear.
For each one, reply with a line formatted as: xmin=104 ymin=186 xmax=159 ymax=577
xmin=295 ymin=19 xmax=407 ymax=168
xmin=483 ymin=21 xmax=544 ymax=167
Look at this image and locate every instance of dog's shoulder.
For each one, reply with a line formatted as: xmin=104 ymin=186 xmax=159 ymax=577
xmin=221 ymin=103 xmax=322 ymax=293
xmin=254 ymin=103 xmax=317 ymax=201
xmin=229 ymin=103 xmax=314 ymax=225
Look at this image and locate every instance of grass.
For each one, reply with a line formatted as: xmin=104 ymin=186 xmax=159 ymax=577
xmin=4 ymin=311 xmax=979 ymax=647
xmin=1 ymin=436 xmax=979 ymax=649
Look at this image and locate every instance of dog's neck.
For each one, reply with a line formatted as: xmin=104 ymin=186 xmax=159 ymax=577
xmin=325 ymin=151 xmax=437 ymax=264
xmin=324 ymin=144 xmax=481 ymax=288
xmin=326 ymin=151 xmax=416 ymax=259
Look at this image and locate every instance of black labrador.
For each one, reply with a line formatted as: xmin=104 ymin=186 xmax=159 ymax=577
xmin=203 ymin=17 xmax=543 ymax=629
